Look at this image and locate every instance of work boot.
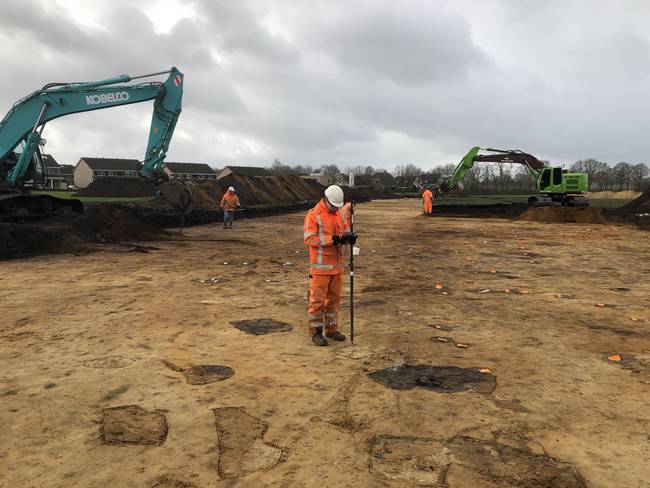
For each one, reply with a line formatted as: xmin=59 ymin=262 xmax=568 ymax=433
xmin=325 ymin=330 xmax=346 ymax=341
xmin=312 ymin=328 xmax=328 ymax=346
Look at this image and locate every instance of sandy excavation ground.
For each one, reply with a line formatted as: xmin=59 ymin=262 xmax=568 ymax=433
xmin=1 ymin=199 xmax=649 ymax=487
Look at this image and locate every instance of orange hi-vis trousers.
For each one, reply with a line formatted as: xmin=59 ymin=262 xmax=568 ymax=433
xmin=308 ymin=273 xmax=343 ymax=336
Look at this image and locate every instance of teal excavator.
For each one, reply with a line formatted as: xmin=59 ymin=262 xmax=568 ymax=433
xmin=0 ymin=67 xmax=188 ymax=220
xmin=441 ymin=147 xmax=590 ymax=206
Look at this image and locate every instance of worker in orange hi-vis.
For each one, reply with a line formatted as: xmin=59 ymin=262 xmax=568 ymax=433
xmin=304 ymin=185 xmax=357 ymax=346
xmin=422 ymin=186 xmax=434 ymax=215
xmin=220 ymin=186 xmax=240 ymax=229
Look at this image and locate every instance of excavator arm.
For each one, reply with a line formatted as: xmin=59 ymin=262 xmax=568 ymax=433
xmin=0 ymin=67 xmax=183 ymax=188
xmin=440 ymin=147 xmax=545 ymax=193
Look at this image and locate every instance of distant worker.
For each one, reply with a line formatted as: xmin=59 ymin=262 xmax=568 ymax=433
xmin=422 ymin=186 xmax=434 ymax=215
xmin=220 ymin=186 xmax=240 ymax=229
xmin=304 ymin=185 xmax=357 ymax=346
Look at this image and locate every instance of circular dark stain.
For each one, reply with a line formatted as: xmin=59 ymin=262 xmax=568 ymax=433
xmin=369 ymin=365 xmax=496 ymax=393
xmin=182 ymin=365 xmax=234 ymax=385
xmin=232 ymin=318 xmax=292 ymax=335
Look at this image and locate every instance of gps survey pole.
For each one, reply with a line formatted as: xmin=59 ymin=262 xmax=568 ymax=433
xmin=349 ymin=202 xmax=355 ymax=344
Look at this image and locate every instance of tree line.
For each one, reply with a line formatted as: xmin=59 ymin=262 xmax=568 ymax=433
xmin=267 ymin=158 xmax=650 ymax=193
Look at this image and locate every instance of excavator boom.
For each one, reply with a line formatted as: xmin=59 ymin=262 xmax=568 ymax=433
xmin=440 ymin=146 xmax=589 ymax=206
xmin=0 ymin=67 xmax=183 ymax=187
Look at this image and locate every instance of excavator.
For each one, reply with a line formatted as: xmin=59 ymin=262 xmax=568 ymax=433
xmin=440 ymin=147 xmax=590 ymax=206
xmin=0 ymin=67 xmax=189 ymax=221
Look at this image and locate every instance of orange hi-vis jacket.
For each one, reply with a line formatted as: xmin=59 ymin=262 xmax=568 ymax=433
xmin=220 ymin=192 xmax=240 ymax=211
xmin=304 ymin=199 xmax=345 ymax=275
xmin=339 ymin=202 xmax=352 ymax=232
xmin=423 ymin=189 xmax=433 ymax=204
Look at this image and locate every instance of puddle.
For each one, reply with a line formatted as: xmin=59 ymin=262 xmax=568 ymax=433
xmin=101 ymin=405 xmax=167 ymax=445
xmin=610 ymin=287 xmax=631 ymax=292
xmin=213 ymin=407 xmax=283 ymax=479
xmin=84 ymin=356 xmax=134 ymax=369
xmin=370 ymin=435 xmax=586 ymax=487
xmin=231 ymin=318 xmax=292 ymax=335
xmin=368 ymin=365 xmax=495 ymax=394
xmin=161 ymin=360 xmax=234 ymax=385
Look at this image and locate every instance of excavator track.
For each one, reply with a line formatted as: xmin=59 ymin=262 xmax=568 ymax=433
xmin=0 ymin=192 xmax=83 ymax=223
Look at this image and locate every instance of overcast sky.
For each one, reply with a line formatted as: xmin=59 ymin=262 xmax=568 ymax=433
xmin=1 ymin=0 xmax=649 ymax=171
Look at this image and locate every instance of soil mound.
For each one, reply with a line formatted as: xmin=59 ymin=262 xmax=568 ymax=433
xmin=619 ymin=185 xmax=650 ymax=212
xmin=588 ymin=190 xmax=641 ymax=200
xmin=80 ymin=204 xmax=163 ymax=241
xmin=517 ymin=206 xmax=607 ymax=224
xmin=74 ymin=177 xmax=156 ymax=198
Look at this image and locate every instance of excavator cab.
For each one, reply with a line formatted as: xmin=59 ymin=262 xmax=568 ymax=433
xmin=538 ymin=167 xmax=563 ymax=193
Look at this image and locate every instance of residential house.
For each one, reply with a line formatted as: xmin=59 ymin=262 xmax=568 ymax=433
xmin=414 ymin=173 xmax=440 ymax=190
xmin=351 ymin=171 xmax=397 ymax=189
xmin=218 ymin=165 xmax=271 ymax=179
xmin=300 ymin=170 xmax=330 ymax=186
xmin=372 ymin=171 xmax=397 ymax=190
xmin=42 ymin=154 xmax=67 ymax=190
xmin=164 ymin=162 xmax=217 ymax=181
xmin=74 ymin=157 xmax=139 ymax=188
xmin=60 ymin=165 xmax=75 ymax=189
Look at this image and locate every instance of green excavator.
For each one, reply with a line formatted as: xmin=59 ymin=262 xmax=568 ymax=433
xmin=440 ymin=147 xmax=590 ymax=206
xmin=0 ymin=67 xmax=189 ymax=221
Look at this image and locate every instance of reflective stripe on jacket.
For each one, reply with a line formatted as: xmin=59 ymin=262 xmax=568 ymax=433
xmin=339 ymin=202 xmax=352 ymax=232
xmin=304 ymin=199 xmax=345 ymax=275
xmin=221 ymin=192 xmax=240 ymax=211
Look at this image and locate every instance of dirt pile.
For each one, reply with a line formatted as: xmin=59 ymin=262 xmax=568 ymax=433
xmin=619 ymin=185 xmax=650 ymax=212
xmin=588 ymin=190 xmax=641 ymax=200
xmin=517 ymin=206 xmax=607 ymax=224
xmin=0 ymin=204 xmax=164 ymax=260
xmin=80 ymin=204 xmax=163 ymax=241
xmin=74 ymin=177 xmax=156 ymax=198
xmin=187 ymin=175 xmax=324 ymax=208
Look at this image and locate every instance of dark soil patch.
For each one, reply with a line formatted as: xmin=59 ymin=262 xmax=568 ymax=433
xmin=101 ymin=405 xmax=168 ymax=445
xmin=610 ymin=287 xmax=631 ymax=292
xmin=369 ymin=434 xmax=586 ymax=487
xmin=183 ymin=365 xmax=234 ymax=385
xmin=368 ymin=365 xmax=495 ymax=393
xmin=150 ymin=476 xmax=197 ymax=488
xmin=428 ymin=203 xmax=526 ymax=219
xmin=161 ymin=360 xmax=234 ymax=384
xmin=231 ymin=318 xmax=292 ymax=335
xmin=446 ymin=435 xmax=587 ymax=487
xmin=361 ymin=285 xmax=394 ymax=293
xmin=213 ymin=407 xmax=283 ymax=479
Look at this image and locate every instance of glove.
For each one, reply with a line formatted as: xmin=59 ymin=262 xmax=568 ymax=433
xmin=332 ymin=235 xmax=342 ymax=245
xmin=341 ymin=231 xmax=358 ymax=245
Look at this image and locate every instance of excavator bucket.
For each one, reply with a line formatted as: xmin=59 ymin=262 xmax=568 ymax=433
xmin=158 ymin=181 xmax=192 ymax=211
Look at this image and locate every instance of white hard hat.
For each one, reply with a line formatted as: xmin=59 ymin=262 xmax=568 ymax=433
xmin=324 ymin=185 xmax=344 ymax=208
xmin=228 ymin=186 xmax=235 ymax=192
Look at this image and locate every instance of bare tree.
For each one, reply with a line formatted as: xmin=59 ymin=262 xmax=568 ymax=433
xmin=394 ymin=163 xmax=421 ymax=187
xmin=631 ymin=163 xmax=649 ymax=191
xmin=613 ymin=162 xmax=632 ymax=190
xmin=319 ymin=164 xmax=340 ymax=183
